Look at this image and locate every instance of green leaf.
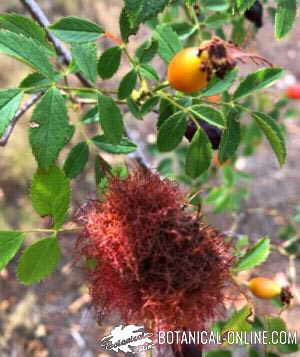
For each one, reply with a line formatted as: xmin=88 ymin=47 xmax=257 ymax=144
xmin=222 ymin=305 xmax=252 ymax=334
xmin=171 ymin=22 xmax=197 ymax=40
xmin=157 ymin=112 xmax=187 ymax=152
xmin=81 ymin=105 xmax=99 ymax=123
xmin=17 ymin=236 xmax=60 ymax=285
xmin=275 ymin=0 xmax=296 ymax=39
xmin=139 ymin=63 xmax=159 ymax=81
xmin=29 ymin=88 xmax=74 ymax=169
xmin=135 ymin=38 xmax=158 ymax=63
xmin=233 ymin=237 xmax=270 ymax=272
xmin=234 ymin=68 xmax=284 ymax=100
xmin=125 ymin=0 xmax=170 ymax=26
xmin=185 ymin=127 xmax=213 ymax=179
xmin=0 ymin=89 xmax=23 ymax=137
xmin=127 ymin=98 xmax=142 ymax=120
xmin=97 ymin=46 xmax=122 ymax=79
xmin=202 ymin=0 xmax=229 ymax=11
xmin=214 ymin=191 xmax=235 ymax=214
xmin=141 ymin=96 xmax=159 ymax=114
xmin=235 ymin=235 xmax=249 ymax=253
xmin=0 ymin=231 xmax=24 ymax=271
xmin=0 ymin=13 xmax=53 ymax=54
xmin=92 ymin=135 xmax=137 ymax=154
xmin=119 ymin=8 xmax=139 ymax=43
xmin=157 ymin=98 xmax=174 ymax=128
xmin=98 ymin=94 xmax=123 ymax=145
xmin=251 ymin=111 xmax=286 ymax=166
xmin=206 ymin=187 xmax=226 ymax=204
xmin=19 ymin=72 xmax=52 ymax=92
xmin=231 ymin=19 xmax=247 ymax=46
xmin=71 ymin=43 xmax=97 ymax=83
xmin=63 ymin=141 xmax=89 ymax=179
xmin=95 ymin=156 xmax=105 ymax=185
xmin=205 ymin=13 xmax=231 ymax=29
xmin=31 ymin=165 xmax=71 ymax=229
xmin=236 ymin=0 xmax=256 ymax=12
xmin=277 ymin=340 xmax=299 ymax=354
xmin=111 ymin=165 xmax=129 ymax=179
xmin=218 ymin=108 xmax=241 ymax=163
xmin=265 ymin=316 xmax=286 ymax=346
xmin=154 ymin=24 xmax=182 ymax=63
xmin=49 ymin=16 xmax=103 ymax=43
xmin=201 ymin=70 xmax=237 ymax=96
xmin=0 ymin=30 xmax=56 ymax=80
xmin=157 ymin=158 xmax=173 ymax=175
xmin=118 ymin=70 xmax=137 ymax=100
xmin=191 ymin=105 xmax=225 ymax=129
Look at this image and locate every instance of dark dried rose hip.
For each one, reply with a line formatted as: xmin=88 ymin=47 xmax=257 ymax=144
xmin=245 ymin=1 xmax=263 ymax=28
xmin=185 ymin=119 xmax=222 ymax=150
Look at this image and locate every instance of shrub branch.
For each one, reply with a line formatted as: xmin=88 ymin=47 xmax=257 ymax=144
xmin=1 ymin=0 xmax=150 ymax=169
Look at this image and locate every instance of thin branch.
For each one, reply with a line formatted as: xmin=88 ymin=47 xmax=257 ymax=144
xmin=0 ymin=92 xmax=42 ymax=146
xmin=2 ymin=0 xmax=150 ymax=168
xmin=19 ymin=0 xmax=93 ymax=88
xmin=21 ymin=0 xmax=69 ymax=61
xmin=0 ymin=0 xmax=93 ymax=146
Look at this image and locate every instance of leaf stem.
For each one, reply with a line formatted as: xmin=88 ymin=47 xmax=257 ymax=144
xmin=158 ymin=90 xmax=201 ymax=128
xmin=59 ymin=85 xmax=120 ymax=96
xmin=22 ymin=228 xmax=57 ymax=233
xmin=153 ymin=81 xmax=169 ymax=92
xmin=183 ymin=1 xmax=201 ymax=37
xmin=122 ymin=45 xmax=149 ymax=91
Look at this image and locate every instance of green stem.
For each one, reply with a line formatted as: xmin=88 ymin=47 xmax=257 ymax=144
xmin=23 ymin=84 xmax=117 ymax=96
xmin=122 ymin=44 xmax=153 ymax=95
xmin=122 ymin=46 xmax=143 ymax=81
xmin=58 ymin=85 xmax=98 ymax=93
xmin=153 ymin=81 xmax=170 ymax=92
xmin=22 ymin=228 xmax=57 ymax=233
xmin=158 ymin=90 xmax=200 ymax=128
xmin=183 ymin=2 xmax=195 ymax=24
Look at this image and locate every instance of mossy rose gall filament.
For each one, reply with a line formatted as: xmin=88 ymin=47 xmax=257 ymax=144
xmin=77 ymin=170 xmax=234 ymax=333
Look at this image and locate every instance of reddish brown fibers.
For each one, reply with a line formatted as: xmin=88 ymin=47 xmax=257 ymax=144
xmin=77 ymin=169 xmax=234 ymax=333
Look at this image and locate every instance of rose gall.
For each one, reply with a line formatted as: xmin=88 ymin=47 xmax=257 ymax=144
xmin=76 ymin=169 xmax=235 ymax=337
